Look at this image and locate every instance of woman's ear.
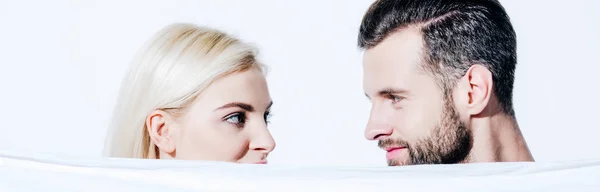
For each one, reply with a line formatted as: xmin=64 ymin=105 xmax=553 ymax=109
xmin=146 ymin=110 xmax=176 ymax=154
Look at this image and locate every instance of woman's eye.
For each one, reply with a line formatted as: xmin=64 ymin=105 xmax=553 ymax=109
xmin=264 ymin=112 xmax=272 ymax=124
xmin=226 ymin=113 xmax=246 ymax=125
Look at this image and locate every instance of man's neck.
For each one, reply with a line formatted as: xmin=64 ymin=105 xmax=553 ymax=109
xmin=466 ymin=112 xmax=535 ymax=163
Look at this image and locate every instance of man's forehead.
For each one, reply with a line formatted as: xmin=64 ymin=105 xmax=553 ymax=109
xmin=363 ymin=28 xmax=424 ymax=68
xmin=363 ymin=28 xmax=425 ymax=93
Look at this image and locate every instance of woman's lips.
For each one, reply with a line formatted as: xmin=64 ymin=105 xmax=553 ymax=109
xmin=254 ymin=161 xmax=267 ymax=164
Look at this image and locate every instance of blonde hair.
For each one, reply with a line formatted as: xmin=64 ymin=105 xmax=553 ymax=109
xmin=103 ymin=23 xmax=266 ymax=159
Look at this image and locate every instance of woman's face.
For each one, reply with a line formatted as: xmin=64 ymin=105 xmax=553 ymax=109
xmin=147 ymin=68 xmax=276 ymax=164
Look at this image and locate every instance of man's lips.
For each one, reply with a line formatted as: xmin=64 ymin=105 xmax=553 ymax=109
xmin=385 ymin=147 xmax=406 ymax=160
xmin=384 ymin=147 xmax=406 ymax=152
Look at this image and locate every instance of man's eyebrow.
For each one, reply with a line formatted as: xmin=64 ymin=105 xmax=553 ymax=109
xmin=365 ymin=87 xmax=408 ymax=100
xmin=378 ymin=87 xmax=408 ymax=96
xmin=215 ymin=102 xmax=254 ymax=112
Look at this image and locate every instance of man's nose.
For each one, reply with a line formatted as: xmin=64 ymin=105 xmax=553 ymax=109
xmin=364 ymin=106 xmax=393 ymax=140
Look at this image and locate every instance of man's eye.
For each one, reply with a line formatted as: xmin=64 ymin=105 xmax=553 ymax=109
xmin=389 ymin=94 xmax=403 ymax=104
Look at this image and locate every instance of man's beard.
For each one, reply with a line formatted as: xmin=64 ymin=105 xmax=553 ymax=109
xmin=379 ymin=96 xmax=473 ymax=166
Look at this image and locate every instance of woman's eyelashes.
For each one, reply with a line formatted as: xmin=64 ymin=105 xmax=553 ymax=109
xmin=225 ymin=112 xmax=247 ymax=128
xmin=264 ymin=111 xmax=272 ymax=124
xmin=224 ymin=111 xmax=272 ymax=128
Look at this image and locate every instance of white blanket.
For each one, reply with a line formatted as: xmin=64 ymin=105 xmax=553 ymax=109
xmin=1 ymin=150 xmax=599 ymax=192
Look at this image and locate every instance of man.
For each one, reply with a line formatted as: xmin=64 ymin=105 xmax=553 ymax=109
xmin=359 ymin=0 xmax=535 ymax=166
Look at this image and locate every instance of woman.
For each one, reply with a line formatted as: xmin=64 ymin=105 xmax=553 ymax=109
xmin=103 ymin=23 xmax=276 ymax=164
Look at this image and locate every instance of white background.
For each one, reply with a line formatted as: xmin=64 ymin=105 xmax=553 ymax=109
xmin=0 ymin=0 xmax=598 ymax=166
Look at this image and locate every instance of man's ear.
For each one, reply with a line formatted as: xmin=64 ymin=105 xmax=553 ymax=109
xmin=465 ymin=64 xmax=493 ymax=115
xmin=146 ymin=110 xmax=176 ymax=154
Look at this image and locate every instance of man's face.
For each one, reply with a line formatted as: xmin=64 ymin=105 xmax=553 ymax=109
xmin=362 ymin=28 xmax=472 ymax=166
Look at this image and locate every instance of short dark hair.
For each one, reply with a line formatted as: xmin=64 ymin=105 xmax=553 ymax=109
xmin=358 ymin=0 xmax=517 ymax=116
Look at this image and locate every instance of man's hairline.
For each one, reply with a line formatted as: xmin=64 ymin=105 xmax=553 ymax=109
xmin=360 ymin=24 xmax=446 ymax=83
